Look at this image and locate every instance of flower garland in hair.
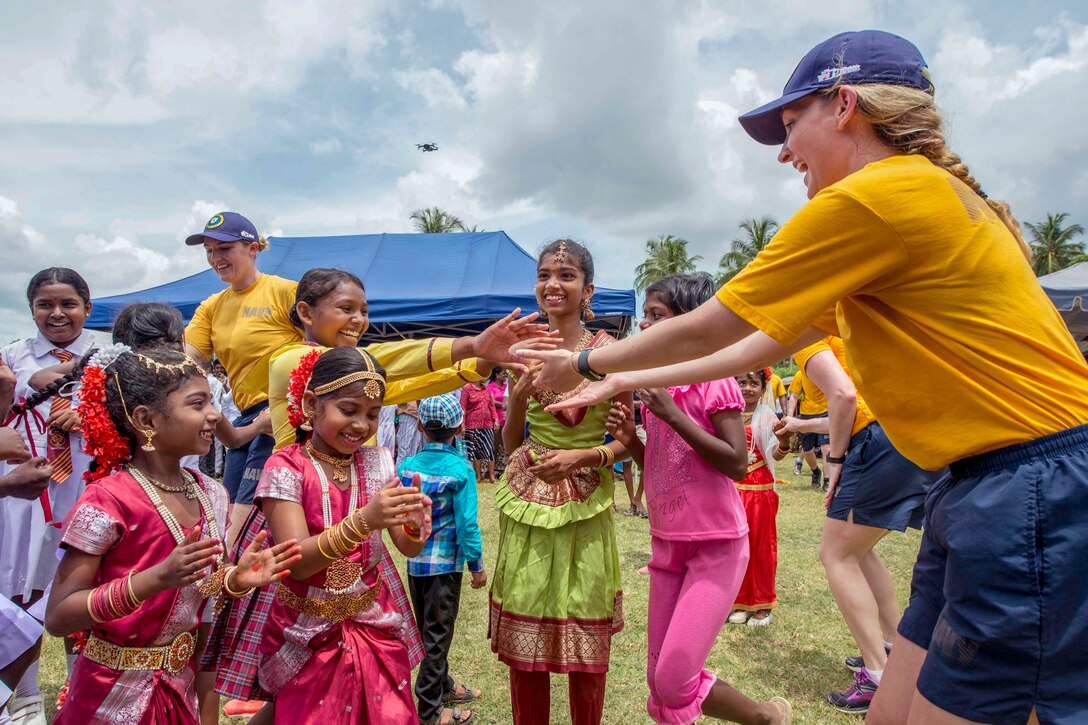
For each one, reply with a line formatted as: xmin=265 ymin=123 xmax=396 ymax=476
xmin=287 ymin=349 xmax=323 ymax=430
xmin=78 ymin=345 xmax=134 ymax=483
xmin=763 ymin=367 xmax=774 ymax=382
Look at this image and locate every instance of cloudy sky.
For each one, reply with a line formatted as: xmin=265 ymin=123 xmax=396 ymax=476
xmin=2 ymin=0 xmax=1086 ymax=342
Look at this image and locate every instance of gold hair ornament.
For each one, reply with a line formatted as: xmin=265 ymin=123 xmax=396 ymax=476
xmin=312 ymin=351 xmax=385 ymax=400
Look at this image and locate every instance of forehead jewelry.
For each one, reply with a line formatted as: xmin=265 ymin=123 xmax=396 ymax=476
xmin=312 ymin=350 xmax=385 ymax=400
xmin=554 ymin=241 xmax=568 ymax=264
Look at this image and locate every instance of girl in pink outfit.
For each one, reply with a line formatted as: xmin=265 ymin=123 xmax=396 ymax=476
xmin=607 ymin=274 xmax=792 ymax=725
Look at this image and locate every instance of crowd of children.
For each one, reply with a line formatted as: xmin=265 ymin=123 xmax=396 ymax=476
xmin=1 ymin=26 xmax=1084 ymax=725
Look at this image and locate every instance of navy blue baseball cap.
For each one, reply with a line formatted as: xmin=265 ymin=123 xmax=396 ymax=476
xmin=738 ymin=30 xmax=934 ymax=146
xmin=185 ymin=211 xmax=260 ymax=246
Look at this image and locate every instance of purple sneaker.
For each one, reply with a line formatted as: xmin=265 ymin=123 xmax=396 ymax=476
xmin=827 ymin=668 xmax=878 ymax=714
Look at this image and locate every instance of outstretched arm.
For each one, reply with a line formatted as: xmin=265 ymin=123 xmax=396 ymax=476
xmin=546 ymin=328 xmax=826 ymax=411
xmin=527 ymin=299 xmax=755 ymax=392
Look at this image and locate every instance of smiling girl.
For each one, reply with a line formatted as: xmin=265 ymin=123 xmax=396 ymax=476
xmin=44 ymin=346 xmax=298 ymax=724
xmin=255 ymin=346 xmax=434 ymax=723
xmin=0 ymin=268 xmax=98 ymax=722
xmin=489 ymin=240 xmax=630 ymax=725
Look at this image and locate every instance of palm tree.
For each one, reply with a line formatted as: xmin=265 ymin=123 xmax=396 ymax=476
xmin=1026 ymin=212 xmax=1085 ymax=276
xmin=633 ymin=234 xmax=702 ymax=291
xmin=410 ymin=207 xmax=466 ymax=233
xmin=717 ymin=217 xmax=779 ymax=283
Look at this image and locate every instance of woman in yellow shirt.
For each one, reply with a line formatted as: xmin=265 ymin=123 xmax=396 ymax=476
xmin=528 ymin=31 xmax=1088 ymax=725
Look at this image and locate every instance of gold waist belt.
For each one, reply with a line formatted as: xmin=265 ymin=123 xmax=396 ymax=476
xmin=746 ymin=460 xmax=767 ymax=474
xmin=83 ymin=631 xmax=196 ymax=677
xmin=276 ymin=572 xmax=382 ymax=623
xmin=735 ymin=483 xmax=775 ymax=491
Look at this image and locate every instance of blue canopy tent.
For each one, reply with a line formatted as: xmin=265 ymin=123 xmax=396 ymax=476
xmin=1040 ymin=261 xmax=1088 ymax=352
xmin=86 ymin=231 xmax=636 ymax=342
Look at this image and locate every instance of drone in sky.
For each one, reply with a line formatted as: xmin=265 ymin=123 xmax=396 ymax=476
xmin=416 ymin=143 xmax=439 ymax=152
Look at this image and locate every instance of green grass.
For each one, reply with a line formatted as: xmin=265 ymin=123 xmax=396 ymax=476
xmin=38 ymin=469 xmax=921 ymax=723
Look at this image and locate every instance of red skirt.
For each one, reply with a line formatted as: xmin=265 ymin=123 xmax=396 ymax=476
xmin=733 ymin=467 xmax=778 ymax=610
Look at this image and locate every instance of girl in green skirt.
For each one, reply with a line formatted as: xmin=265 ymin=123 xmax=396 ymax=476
xmin=488 ymin=240 xmax=631 ymax=725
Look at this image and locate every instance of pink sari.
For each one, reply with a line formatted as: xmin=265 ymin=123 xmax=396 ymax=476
xmin=255 ymin=444 xmax=422 ymax=725
xmin=55 ymin=469 xmax=227 ymax=725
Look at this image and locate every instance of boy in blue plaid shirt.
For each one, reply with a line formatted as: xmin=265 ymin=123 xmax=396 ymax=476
xmin=399 ymin=393 xmax=486 ymax=725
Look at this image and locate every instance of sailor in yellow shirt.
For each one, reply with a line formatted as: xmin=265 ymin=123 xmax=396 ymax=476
xmin=785 ymin=367 xmax=828 ymax=485
xmin=524 ymin=31 xmax=1088 ymax=724
xmin=769 ymin=372 xmax=787 ymax=414
xmin=781 ymin=336 xmax=941 ymax=702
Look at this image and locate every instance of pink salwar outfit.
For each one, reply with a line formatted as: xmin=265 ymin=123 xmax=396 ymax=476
xmin=54 ymin=468 xmax=227 ymax=725
xmin=641 ymin=379 xmax=748 ymax=725
xmin=254 ymin=444 xmax=424 ymax=725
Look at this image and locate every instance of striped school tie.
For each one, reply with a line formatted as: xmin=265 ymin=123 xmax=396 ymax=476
xmin=47 ymin=349 xmax=75 ymax=483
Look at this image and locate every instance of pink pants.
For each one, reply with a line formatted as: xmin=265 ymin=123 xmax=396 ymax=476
xmin=646 ymin=536 xmax=749 ymax=724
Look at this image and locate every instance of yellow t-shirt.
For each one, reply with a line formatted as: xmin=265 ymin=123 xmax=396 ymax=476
xmin=718 ymin=154 xmax=1088 ymax=469
xmin=268 ymin=340 xmax=485 ymax=450
xmin=185 ymin=274 xmax=300 ymax=412
xmin=771 ymin=373 xmax=787 ymax=401
xmin=788 ymin=367 xmax=828 ymax=416
xmin=792 ymin=337 xmax=875 ymax=436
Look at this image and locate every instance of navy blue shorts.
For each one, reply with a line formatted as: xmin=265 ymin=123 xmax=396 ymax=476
xmin=827 ymin=422 xmax=942 ymax=531
xmin=898 ymin=424 xmax=1088 ymax=724
xmin=797 ymin=412 xmax=829 ymax=451
xmin=222 ymin=401 xmax=274 ymax=505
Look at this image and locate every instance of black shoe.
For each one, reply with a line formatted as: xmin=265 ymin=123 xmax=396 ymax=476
xmin=811 ymin=467 xmax=823 ymax=490
xmin=845 ymin=645 xmax=892 ymax=673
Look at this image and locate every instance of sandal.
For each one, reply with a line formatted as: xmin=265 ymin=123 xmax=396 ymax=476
xmin=425 ymin=706 xmax=474 ymax=725
xmin=622 ymin=505 xmax=638 ymax=516
xmin=444 ymin=682 xmax=481 ymax=705
xmin=769 ymin=696 xmax=793 ymax=724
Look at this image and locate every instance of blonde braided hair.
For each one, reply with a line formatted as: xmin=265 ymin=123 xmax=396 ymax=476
xmin=819 ymin=84 xmax=1030 ymax=261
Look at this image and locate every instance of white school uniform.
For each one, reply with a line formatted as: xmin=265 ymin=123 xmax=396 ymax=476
xmin=0 ymin=330 xmax=95 ymax=600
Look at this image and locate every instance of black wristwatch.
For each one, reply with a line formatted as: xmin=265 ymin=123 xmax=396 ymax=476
xmin=826 ymin=453 xmax=847 ymax=464
xmin=575 ymin=349 xmax=606 ymax=382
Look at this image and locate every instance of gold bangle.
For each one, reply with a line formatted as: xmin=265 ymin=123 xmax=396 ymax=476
xmin=596 ymin=447 xmax=607 ymax=468
xmin=87 ymin=590 xmax=103 ymax=624
xmin=326 ymin=520 xmax=356 ymax=553
xmin=125 ymin=570 xmax=144 ymax=607
xmin=325 ymin=526 xmax=350 ymax=558
xmin=332 ymin=518 xmax=361 ymax=554
xmin=223 ymin=566 xmax=254 ymax=599
xmin=568 ymin=353 xmax=580 ymax=375
xmin=342 ymin=511 xmax=370 ymax=541
xmin=603 ymin=446 xmax=615 ymax=466
xmin=401 ymin=524 xmax=423 ymax=542
xmin=316 ymin=532 xmax=340 ymax=561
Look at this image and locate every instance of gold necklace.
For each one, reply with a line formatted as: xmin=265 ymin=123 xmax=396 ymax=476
xmin=128 ymin=466 xmax=229 ymax=609
xmin=132 ymin=467 xmax=199 ymax=499
xmin=305 ymin=440 xmax=352 ymax=483
xmin=305 ymin=447 xmax=362 ymax=595
xmin=534 ymin=327 xmax=594 ymax=408
xmin=742 ymin=411 xmax=758 ymax=466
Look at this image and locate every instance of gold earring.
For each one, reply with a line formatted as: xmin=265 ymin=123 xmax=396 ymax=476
xmin=141 ymin=429 xmax=156 ymax=452
xmin=581 ymin=297 xmax=595 ymax=321
xmin=301 ymin=406 xmax=314 ymax=431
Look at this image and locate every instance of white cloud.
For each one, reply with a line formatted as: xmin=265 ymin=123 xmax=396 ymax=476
xmin=309 ymin=137 xmax=343 ymax=155
xmin=394 ymin=68 xmax=468 ymax=110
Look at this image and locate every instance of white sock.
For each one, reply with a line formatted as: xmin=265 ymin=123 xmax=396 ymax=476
xmin=66 ymin=653 xmax=78 ymax=675
xmin=14 ymin=659 xmax=40 ymax=699
xmin=866 ymin=667 xmax=883 ymax=684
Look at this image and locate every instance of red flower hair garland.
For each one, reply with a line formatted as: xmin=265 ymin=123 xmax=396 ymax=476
xmin=287 ymin=349 xmax=322 ymax=430
xmin=78 ymin=366 xmax=132 ymax=482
